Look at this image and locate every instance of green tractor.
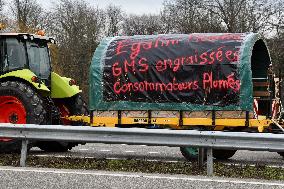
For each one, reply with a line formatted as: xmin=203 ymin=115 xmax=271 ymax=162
xmin=0 ymin=32 xmax=88 ymax=153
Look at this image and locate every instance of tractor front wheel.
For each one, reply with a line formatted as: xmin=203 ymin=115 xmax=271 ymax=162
xmin=37 ymin=94 xmax=88 ymax=152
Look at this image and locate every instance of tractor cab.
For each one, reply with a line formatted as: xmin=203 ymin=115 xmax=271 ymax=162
xmin=0 ymin=32 xmax=88 ymax=153
xmin=0 ymin=33 xmax=55 ymax=87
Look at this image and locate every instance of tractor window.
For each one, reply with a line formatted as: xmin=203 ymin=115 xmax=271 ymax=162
xmin=27 ymin=41 xmax=51 ymax=79
xmin=4 ymin=38 xmax=27 ymax=71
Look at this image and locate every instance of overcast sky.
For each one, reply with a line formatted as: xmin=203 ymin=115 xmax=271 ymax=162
xmin=37 ymin=0 xmax=165 ymax=15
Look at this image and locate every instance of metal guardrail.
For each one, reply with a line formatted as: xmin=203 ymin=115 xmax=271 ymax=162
xmin=0 ymin=124 xmax=284 ymax=176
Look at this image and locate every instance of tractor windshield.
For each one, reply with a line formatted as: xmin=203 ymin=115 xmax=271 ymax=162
xmin=26 ymin=41 xmax=51 ymax=79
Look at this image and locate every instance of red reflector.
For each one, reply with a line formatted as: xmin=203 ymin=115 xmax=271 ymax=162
xmin=31 ymin=76 xmax=38 ymax=83
xmin=69 ymin=79 xmax=76 ymax=86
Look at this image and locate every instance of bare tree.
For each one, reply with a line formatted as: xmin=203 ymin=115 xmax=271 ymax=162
xmin=10 ymin=0 xmax=43 ymax=32
xmin=161 ymin=0 xmax=224 ymax=33
xmin=105 ymin=4 xmax=123 ymax=36
xmin=160 ymin=0 xmax=283 ymax=35
xmin=269 ymin=0 xmax=284 ymax=36
xmin=122 ymin=14 xmax=163 ymax=35
xmin=162 ymin=0 xmax=200 ymax=33
xmin=0 ymin=0 xmax=4 ymax=17
xmin=203 ymin=0 xmax=247 ymax=32
xmin=203 ymin=0 xmax=280 ymax=33
xmin=246 ymin=0 xmax=284 ymax=78
xmin=269 ymin=36 xmax=284 ymax=74
xmin=47 ymin=0 xmax=106 ymax=100
xmin=244 ymin=0 xmax=276 ymax=33
xmin=0 ymin=0 xmax=7 ymax=29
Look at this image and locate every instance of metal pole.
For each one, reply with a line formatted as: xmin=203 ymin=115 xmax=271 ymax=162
xmin=279 ymin=70 xmax=283 ymax=117
xmin=198 ymin=148 xmax=204 ymax=169
xmin=20 ymin=139 xmax=28 ymax=167
xmin=90 ymin=110 xmax=94 ymax=126
xmin=207 ymin=148 xmax=213 ymax=176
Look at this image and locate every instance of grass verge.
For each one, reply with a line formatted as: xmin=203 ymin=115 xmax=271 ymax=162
xmin=0 ymin=154 xmax=283 ymax=180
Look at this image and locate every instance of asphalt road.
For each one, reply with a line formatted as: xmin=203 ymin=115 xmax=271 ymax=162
xmin=30 ymin=143 xmax=284 ymax=167
xmin=1 ymin=144 xmax=283 ymax=189
xmin=1 ymin=166 xmax=284 ymax=189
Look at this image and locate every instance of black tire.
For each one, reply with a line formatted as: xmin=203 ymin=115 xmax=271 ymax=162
xmin=180 ymin=147 xmax=201 ymax=161
xmin=37 ymin=141 xmax=76 ymax=152
xmin=0 ymin=81 xmax=46 ymax=153
xmin=65 ymin=94 xmax=89 ymax=125
xmin=37 ymin=94 xmax=88 ymax=152
xmin=181 ymin=147 xmax=236 ymax=161
xmin=277 ymin=152 xmax=284 ymax=158
xmin=213 ymin=149 xmax=237 ymax=160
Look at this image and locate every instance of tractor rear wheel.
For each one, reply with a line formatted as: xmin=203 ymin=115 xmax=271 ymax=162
xmin=37 ymin=94 xmax=88 ymax=152
xmin=0 ymin=81 xmax=46 ymax=153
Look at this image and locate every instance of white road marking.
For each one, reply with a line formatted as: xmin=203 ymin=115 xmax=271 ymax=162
xmin=78 ymin=149 xmax=89 ymax=151
xmin=34 ymin=155 xmax=96 ymax=159
xmin=100 ymin=150 xmax=111 ymax=152
xmin=34 ymin=155 xmax=49 ymax=157
xmin=35 ymin=155 xmax=67 ymax=158
xmin=139 ymin=145 xmax=147 ymax=147
xmin=0 ymin=167 xmax=283 ymax=187
xmin=121 ymin=144 xmax=127 ymax=146
xmin=147 ymin=160 xmax=159 ymax=162
xmin=148 ymin=152 xmax=159 ymax=154
xmin=164 ymin=160 xmax=179 ymax=163
xmin=223 ymin=162 xmax=284 ymax=169
xmin=31 ymin=154 xmax=284 ymax=169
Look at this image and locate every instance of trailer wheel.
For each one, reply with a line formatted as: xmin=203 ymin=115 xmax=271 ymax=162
xmin=277 ymin=152 xmax=284 ymax=158
xmin=37 ymin=94 xmax=88 ymax=152
xmin=213 ymin=149 xmax=237 ymax=160
xmin=181 ymin=147 xmax=236 ymax=161
xmin=0 ymin=81 xmax=46 ymax=153
xmin=180 ymin=147 xmax=199 ymax=160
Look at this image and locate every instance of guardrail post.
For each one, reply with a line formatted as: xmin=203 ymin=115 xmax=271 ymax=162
xmin=198 ymin=148 xmax=204 ymax=169
xmin=20 ymin=139 xmax=28 ymax=167
xmin=206 ymin=148 xmax=213 ymax=176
